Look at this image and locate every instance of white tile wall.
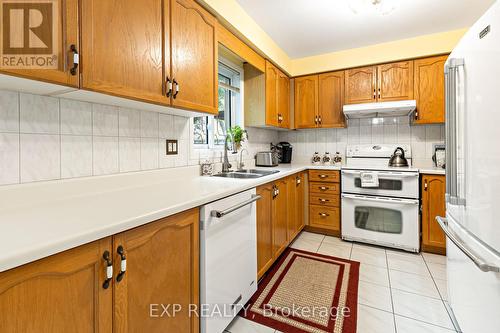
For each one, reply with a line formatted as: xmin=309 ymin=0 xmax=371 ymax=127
xmin=0 ymin=90 xmax=279 ymax=186
xmin=279 ymin=116 xmax=444 ymax=161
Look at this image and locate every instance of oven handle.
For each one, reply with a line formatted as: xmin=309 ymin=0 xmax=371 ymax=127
xmin=341 ymin=170 xmax=418 ymax=178
xmin=341 ymin=193 xmax=419 ymax=205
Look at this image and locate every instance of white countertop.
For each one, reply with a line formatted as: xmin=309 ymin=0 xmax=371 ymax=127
xmin=0 ymin=161 xmax=442 ymax=272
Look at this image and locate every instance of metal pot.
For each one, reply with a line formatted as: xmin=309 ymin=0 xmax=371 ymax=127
xmin=388 ymin=147 xmax=409 ymax=167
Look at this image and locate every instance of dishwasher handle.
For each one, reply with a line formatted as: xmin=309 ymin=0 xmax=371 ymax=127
xmin=436 ymin=216 xmax=500 ymax=273
xmin=211 ymin=194 xmax=261 ymax=218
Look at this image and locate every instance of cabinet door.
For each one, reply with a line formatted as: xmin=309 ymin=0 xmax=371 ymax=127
xmin=422 ymin=175 xmax=447 ymax=254
xmin=265 ymin=61 xmax=279 ymax=127
xmin=0 ymin=0 xmax=79 ymax=87
xmin=272 ymin=179 xmax=289 ymax=258
xmin=113 ymin=209 xmax=199 ymax=333
xmin=171 ymin=0 xmax=217 ymax=114
xmin=0 ymin=238 xmax=112 ymax=332
xmin=277 ymin=70 xmax=290 ymax=128
xmin=288 ymin=173 xmax=305 ymax=241
xmin=294 ymin=75 xmax=318 ymax=129
xmin=414 ymin=55 xmax=447 ymax=124
xmin=318 ymin=71 xmax=345 ymax=128
xmin=345 ymin=66 xmax=376 ymax=104
xmin=256 ymin=184 xmax=274 ymax=279
xmin=377 ymin=61 xmax=414 ymax=102
xmin=81 ymin=0 xmax=166 ymax=104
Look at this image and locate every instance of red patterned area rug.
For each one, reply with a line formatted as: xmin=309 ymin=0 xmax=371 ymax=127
xmin=241 ymin=248 xmax=360 ymax=333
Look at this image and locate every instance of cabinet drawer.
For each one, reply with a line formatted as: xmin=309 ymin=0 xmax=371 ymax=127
xmin=310 ymin=194 xmax=339 ymax=207
xmin=309 ymin=170 xmax=340 ymax=183
xmin=309 ymin=205 xmax=340 ymax=231
xmin=309 ymin=182 xmax=340 ymax=195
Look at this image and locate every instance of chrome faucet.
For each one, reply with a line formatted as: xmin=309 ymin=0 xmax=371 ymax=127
xmin=222 ymin=132 xmax=233 ymax=173
xmin=238 ymin=148 xmax=249 ymax=170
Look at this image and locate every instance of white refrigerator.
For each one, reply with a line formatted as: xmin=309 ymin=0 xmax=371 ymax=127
xmin=436 ymin=1 xmax=500 ymax=332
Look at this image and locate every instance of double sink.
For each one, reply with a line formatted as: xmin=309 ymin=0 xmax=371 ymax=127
xmin=212 ymin=169 xmax=280 ymax=179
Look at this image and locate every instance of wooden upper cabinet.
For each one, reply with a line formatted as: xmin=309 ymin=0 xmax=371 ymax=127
xmin=377 ymin=60 xmax=414 ymax=102
xmin=81 ymin=0 xmax=165 ymax=104
xmin=345 ymin=66 xmax=376 ymax=104
xmin=272 ymin=179 xmax=289 ymax=259
xmin=277 ymin=71 xmax=291 ymax=128
xmin=294 ymin=75 xmax=318 ymax=129
xmin=265 ymin=61 xmax=279 ymax=127
xmin=319 ymin=71 xmax=346 ymax=127
xmin=414 ymin=55 xmax=447 ymax=124
xmin=113 ymin=209 xmax=199 ymax=333
xmin=170 ymin=0 xmax=217 ymax=114
xmin=0 ymin=0 xmax=80 ymax=87
xmin=256 ymin=183 xmax=274 ymax=279
xmin=422 ymin=175 xmax=446 ymax=254
xmin=0 ymin=238 xmax=112 ymax=332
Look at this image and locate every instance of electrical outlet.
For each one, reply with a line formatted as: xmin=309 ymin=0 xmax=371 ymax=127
xmin=166 ymin=139 xmax=178 ymax=155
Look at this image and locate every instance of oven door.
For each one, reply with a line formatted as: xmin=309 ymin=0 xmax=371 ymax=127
xmin=341 ymin=193 xmax=420 ymax=252
xmin=341 ymin=170 xmax=419 ymax=198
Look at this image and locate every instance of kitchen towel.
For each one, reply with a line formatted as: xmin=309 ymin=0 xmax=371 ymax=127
xmin=360 ymin=172 xmax=379 ymax=187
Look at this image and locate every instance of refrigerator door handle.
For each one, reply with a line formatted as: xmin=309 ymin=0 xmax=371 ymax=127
xmin=436 ymin=216 xmax=500 ymax=273
xmin=445 ymin=58 xmax=466 ymax=206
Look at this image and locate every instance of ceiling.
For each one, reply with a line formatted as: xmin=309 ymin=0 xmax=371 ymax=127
xmin=235 ymin=0 xmax=495 ymax=59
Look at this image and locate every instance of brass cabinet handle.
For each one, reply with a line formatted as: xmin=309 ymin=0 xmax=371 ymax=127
xmin=319 ymin=198 xmax=330 ymax=203
xmin=378 ymin=87 xmax=381 ymax=98
xmin=116 ymin=245 xmax=127 ymax=282
xmin=165 ymin=77 xmax=173 ymax=97
xmin=173 ymin=79 xmax=179 ymax=98
xmin=319 ymin=186 xmax=329 ymax=190
xmin=296 ymin=176 xmax=301 ymax=186
xmin=319 ymin=174 xmax=328 ymax=179
xmin=373 ymin=88 xmax=376 ymax=99
xmin=102 ymin=251 xmax=113 ymax=289
xmin=424 ymin=180 xmax=428 ymax=191
xmin=318 ymin=116 xmax=322 ymax=125
xmin=314 ymin=116 xmax=318 ymax=125
xmin=69 ymin=44 xmax=79 ymax=76
xmin=319 ymin=212 xmax=330 ymax=217
xmin=415 ymin=110 xmax=419 ymax=120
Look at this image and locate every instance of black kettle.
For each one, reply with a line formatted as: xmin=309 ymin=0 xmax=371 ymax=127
xmin=388 ymin=147 xmax=409 ymax=167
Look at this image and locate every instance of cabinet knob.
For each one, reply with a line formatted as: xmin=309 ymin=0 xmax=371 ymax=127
xmin=319 ymin=212 xmax=330 ymax=217
xmin=319 ymin=174 xmax=328 ymax=179
xmin=319 ymin=198 xmax=329 ymax=203
xmin=319 ymin=186 xmax=329 ymax=191
xmin=165 ymin=77 xmax=172 ymax=97
xmin=116 ymin=245 xmax=127 ymax=282
xmin=424 ymin=180 xmax=428 ymax=191
xmin=69 ymin=44 xmax=79 ymax=76
xmin=173 ymin=79 xmax=179 ymax=98
xmin=102 ymin=251 xmax=113 ymax=289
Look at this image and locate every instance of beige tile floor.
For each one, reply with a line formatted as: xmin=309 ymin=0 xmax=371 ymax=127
xmin=225 ymin=231 xmax=457 ymax=333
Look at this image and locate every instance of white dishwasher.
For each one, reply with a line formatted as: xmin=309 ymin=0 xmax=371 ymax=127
xmin=200 ymin=189 xmax=259 ymax=333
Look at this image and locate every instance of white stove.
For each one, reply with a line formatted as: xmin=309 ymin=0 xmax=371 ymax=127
xmin=341 ymin=144 xmax=420 ymax=252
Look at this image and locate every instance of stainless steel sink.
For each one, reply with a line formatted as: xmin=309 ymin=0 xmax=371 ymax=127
xmin=211 ymin=169 xmax=280 ymax=179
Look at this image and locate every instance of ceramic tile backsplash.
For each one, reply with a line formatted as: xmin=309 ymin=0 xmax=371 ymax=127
xmin=0 ymin=89 xmax=278 ymax=186
xmin=279 ymin=117 xmax=444 ymax=161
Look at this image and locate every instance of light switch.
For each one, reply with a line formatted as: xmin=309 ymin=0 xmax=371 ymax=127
xmin=166 ymin=139 xmax=178 ymax=155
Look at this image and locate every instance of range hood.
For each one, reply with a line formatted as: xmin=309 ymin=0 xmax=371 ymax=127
xmin=343 ymin=100 xmax=416 ymax=119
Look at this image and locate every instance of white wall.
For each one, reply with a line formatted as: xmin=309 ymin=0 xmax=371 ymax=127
xmin=0 ymin=90 xmax=278 ymax=186
xmin=278 ymin=117 xmax=444 ymax=163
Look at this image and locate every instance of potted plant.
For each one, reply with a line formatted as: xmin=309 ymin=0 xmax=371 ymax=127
xmin=229 ymin=125 xmax=248 ymax=152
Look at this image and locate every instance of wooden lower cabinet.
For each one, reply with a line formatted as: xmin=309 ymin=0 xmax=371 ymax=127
xmin=272 ymin=178 xmax=289 ymax=259
xmin=287 ymin=173 xmax=306 ymax=242
xmin=308 ymin=170 xmax=341 ymax=235
xmin=0 ymin=238 xmax=113 ymax=332
xmin=0 ymin=209 xmax=199 ymax=333
xmin=421 ymin=175 xmax=447 ymax=254
xmin=256 ymin=183 xmax=274 ymax=279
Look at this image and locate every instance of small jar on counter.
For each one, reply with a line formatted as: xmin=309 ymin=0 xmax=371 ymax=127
xmin=322 ymin=152 xmax=332 ymax=164
xmin=333 ymin=152 xmax=342 ymax=166
xmin=200 ymin=160 xmax=214 ymax=176
xmin=312 ymin=152 xmax=321 ymax=165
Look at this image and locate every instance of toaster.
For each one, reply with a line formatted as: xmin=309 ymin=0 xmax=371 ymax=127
xmin=255 ymin=151 xmax=279 ymax=167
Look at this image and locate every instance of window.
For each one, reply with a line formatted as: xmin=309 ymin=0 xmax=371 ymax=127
xmin=193 ymin=60 xmax=241 ymax=149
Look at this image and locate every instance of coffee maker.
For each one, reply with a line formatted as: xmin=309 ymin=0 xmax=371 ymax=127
xmin=276 ymin=142 xmax=293 ymax=163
